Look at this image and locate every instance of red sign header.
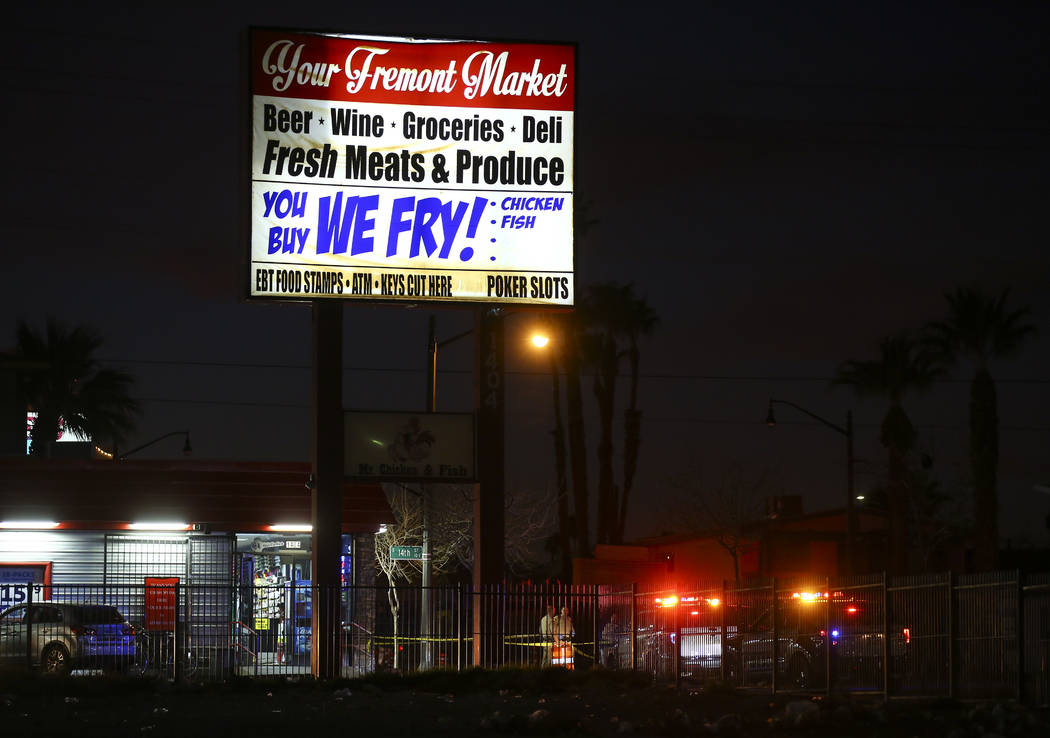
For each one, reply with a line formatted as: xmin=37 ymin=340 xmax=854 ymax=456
xmin=251 ymin=30 xmax=575 ymax=111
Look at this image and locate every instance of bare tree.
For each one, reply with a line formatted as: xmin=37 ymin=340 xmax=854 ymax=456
xmin=478 ymin=486 xmax=559 ymax=575
xmin=905 ymin=471 xmax=966 ymax=571
xmin=374 ymin=483 xmax=472 ymax=669
xmin=373 ymin=483 xmax=556 ymax=667
xmin=665 ymin=464 xmax=769 ymax=581
xmin=375 ymin=485 xmax=471 ymax=576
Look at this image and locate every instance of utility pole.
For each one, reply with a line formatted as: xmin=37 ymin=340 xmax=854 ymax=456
xmin=768 ymin=399 xmax=857 ymax=576
xmin=425 ymin=313 xmax=483 ymax=668
xmin=473 ymin=306 xmax=505 ymax=666
xmin=311 ymin=302 xmax=343 ymax=679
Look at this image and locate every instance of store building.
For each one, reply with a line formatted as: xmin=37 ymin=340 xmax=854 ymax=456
xmin=0 ymin=458 xmax=391 ymax=665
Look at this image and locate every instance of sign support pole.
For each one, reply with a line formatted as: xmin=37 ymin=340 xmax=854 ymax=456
xmin=473 ymin=306 xmax=505 ymax=666
xmin=420 ymin=316 xmax=436 ymax=670
xmin=311 ymin=301 xmax=344 ymax=679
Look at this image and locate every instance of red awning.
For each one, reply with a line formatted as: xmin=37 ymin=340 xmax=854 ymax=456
xmin=0 ymin=458 xmax=391 ymax=533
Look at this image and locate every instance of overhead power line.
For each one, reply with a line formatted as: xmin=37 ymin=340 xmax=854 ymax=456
xmin=130 ymin=394 xmax=1050 ymax=433
xmin=98 ymin=357 xmax=1050 ymax=385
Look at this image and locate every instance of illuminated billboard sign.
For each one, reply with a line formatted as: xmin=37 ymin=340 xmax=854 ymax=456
xmin=247 ymin=29 xmax=575 ymax=306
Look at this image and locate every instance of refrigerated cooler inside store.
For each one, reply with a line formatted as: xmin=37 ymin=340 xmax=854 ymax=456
xmin=236 ymin=534 xmax=353 ymax=665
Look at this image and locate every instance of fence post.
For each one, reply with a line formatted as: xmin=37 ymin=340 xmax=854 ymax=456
xmin=592 ymin=585 xmax=600 ymax=669
xmin=673 ymin=581 xmax=680 ymax=686
xmin=825 ymin=575 xmax=831 ymax=696
xmin=456 ymin=582 xmax=463 ymax=672
xmin=882 ymin=571 xmax=889 ymax=701
xmin=947 ymin=570 xmax=955 ymax=700
xmin=720 ymin=579 xmax=727 ymax=683
xmin=1016 ymin=570 xmax=1024 ymax=704
xmin=630 ymin=582 xmax=637 ymax=673
xmin=25 ymin=581 xmax=33 ymax=669
xmin=173 ymin=582 xmax=182 ymax=682
xmin=770 ymin=577 xmax=778 ymax=695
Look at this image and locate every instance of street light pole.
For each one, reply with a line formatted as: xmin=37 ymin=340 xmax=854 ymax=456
xmin=767 ymin=398 xmax=857 ymax=576
xmin=420 ymin=315 xmax=474 ymax=670
xmin=428 ymin=315 xmax=473 ymax=411
xmin=113 ymin=430 xmax=192 ymax=460
xmin=428 ymin=312 xmax=549 ymax=665
xmin=420 ymin=316 xmax=436 ymax=670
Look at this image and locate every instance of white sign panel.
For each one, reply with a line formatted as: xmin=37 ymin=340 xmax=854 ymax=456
xmin=248 ymin=29 xmax=575 ymax=305
xmin=345 ymin=411 xmax=474 ymax=481
xmin=0 ymin=567 xmax=45 ymax=608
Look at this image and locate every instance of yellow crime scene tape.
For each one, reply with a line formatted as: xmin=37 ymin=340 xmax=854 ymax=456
xmin=371 ymin=635 xmax=466 ymax=644
xmin=367 ymin=634 xmax=600 ymax=659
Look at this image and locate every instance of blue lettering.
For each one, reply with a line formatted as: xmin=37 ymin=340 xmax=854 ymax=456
xmin=290 ymin=191 xmax=307 ymax=218
xmin=410 ymin=198 xmax=442 ymax=258
xmin=351 ymin=194 xmax=379 ymax=256
xmin=437 ymin=200 xmax=469 ymax=259
xmin=407 ymin=198 xmax=470 ymax=259
xmin=262 ymin=190 xmax=308 ymax=219
xmin=387 ymin=196 xmax=415 ymax=256
xmin=268 ymin=227 xmax=307 ymax=254
xmin=263 ymin=190 xmax=279 ymax=217
xmin=316 ymin=192 xmax=356 ymax=255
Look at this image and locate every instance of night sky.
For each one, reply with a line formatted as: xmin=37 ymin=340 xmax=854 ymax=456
xmin=6 ymin=3 xmax=1049 ymax=546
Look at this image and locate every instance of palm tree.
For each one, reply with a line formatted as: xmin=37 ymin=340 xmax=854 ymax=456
xmin=615 ymin=287 xmax=658 ymax=544
xmin=16 ymin=317 xmax=139 ymax=457
xmin=559 ymin=311 xmax=591 ymax=559
xmin=545 ymin=282 xmax=658 ymax=563
xmin=834 ymin=332 xmax=941 ymax=573
xmin=579 ymin=284 xmax=623 ymax=547
xmin=579 ymin=283 xmax=658 ymax=545
xmin=546 ymin=313 xmax=574 ymax=578
xmin=924 ymin=286 xmax=1036 ymax=570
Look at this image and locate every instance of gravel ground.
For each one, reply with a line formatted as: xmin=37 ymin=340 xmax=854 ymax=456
xmin=1 ymin=669 xmax=1048 ymax=737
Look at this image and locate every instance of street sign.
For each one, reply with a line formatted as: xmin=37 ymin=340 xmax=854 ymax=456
xmin=390 ymin=545 xmax=424 ymax=561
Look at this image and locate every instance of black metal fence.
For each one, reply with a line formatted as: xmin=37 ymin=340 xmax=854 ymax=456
xmin=633 ymin=570 xmax=1050 ymax=704
xmin=0 ymin=571 xmax=1047 ymax=704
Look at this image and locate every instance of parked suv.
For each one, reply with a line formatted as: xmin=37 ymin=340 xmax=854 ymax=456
xmin=635 ymin=598 xmax=803 ymax=684
xmin=0 ymin=602 xmax=136 ymax=675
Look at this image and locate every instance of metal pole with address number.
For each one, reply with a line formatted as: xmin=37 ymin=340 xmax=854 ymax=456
xmin=474 ymin=307 xmax=505 ymax=667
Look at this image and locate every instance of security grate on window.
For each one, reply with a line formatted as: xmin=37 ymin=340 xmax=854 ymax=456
xmin=103 ymin=535 xmax=188 ymax=625
xmin=187 ymin=535 xmax=236 ymax=650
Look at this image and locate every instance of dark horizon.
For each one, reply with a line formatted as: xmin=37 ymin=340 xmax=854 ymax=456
xmin=5 ymin=1 xmax=1048 ymax=548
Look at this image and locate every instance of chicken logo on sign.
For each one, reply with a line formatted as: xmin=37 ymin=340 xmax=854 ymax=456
xmin=389 ymin=416 xmax=435 ymax=463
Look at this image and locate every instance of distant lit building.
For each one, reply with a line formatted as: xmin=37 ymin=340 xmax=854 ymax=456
xmin=574 ymin=496 xmax=964 ymax=585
